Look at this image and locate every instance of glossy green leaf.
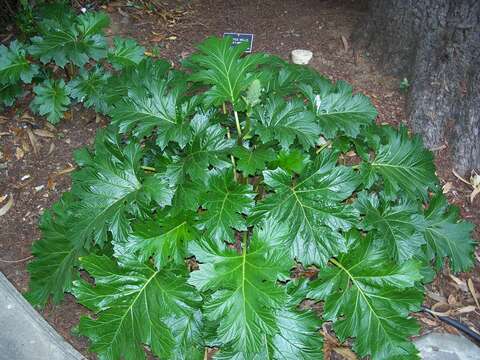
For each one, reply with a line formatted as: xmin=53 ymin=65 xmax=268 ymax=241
xmin=232 ymin=144 xmax=276 ymax=176
xmin=198 ymin=169 xmax=255 ymax=244
xmin=423 ymin=193 xmax=475 ymax=272
xmin=251 ymin=151 xmax=360 ymax=266
xmin=73 ymin=254 xmax=202 ymax=360
xmin=308 ymin=236 xmax=423 ymax=359
xmin=356 ymin=192 xmax=425 ymax=263
xmin=69 ymin=129 xmax=166 ymax=248
xmin=29 ymin=12 xmax=108 ymax=67
xmin=26 ymin=193 xmax=83 ymax=306
xmin=30 ymin=79 xmax=70 ymax=124
xmin=251 ymin=96 xmax=320 ymax=150
xmin=112 ymin=80 xmax=197 ymax=149
xmin=108 ymin=37 xmax=145 ymax=70
xmin=301 ymin=81 xmax=377 ymax=138
xmin=67 ymin=66 xmax=111 ymax=113
xmin=126 ymin=211 xmax=199 ymax=268
xmin=0 ymin=40 xmax=39 ymax=84
xmin=187 ymin=36 xmax=268 ymax=108
xmin=365 ymin=126 xmax=437 ymax=200
xmin=188 ymin=220 xmax=292 ymax=356
xmin=165 ymin=113 xmax=234 ymax=184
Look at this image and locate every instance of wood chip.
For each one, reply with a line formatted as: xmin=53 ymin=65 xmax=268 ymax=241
xmin=0 ymin=195 xmax=14 ymax=216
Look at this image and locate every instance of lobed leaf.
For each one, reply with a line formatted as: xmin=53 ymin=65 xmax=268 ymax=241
xmin=198 ymin=169 xmax=255 ymax=244
xmin=26 ymin=193 xmax=83 ymax=307
xmin=187 ymin=36 xmax=268 ymax=109
xmin=0 ymin=40 xmax=39 ymax=84
xmin=308 ymin=235 xmax=423 ymax=359
xmin=423 ymin=193 xmax=475 ymax=272
xmin=73 ymin=254 xmax=202 ymax=360
xmin=30 ymin=78 xmax=71 ymax=124
xmin=252 ymin=150 xmax=360 ymax=266
xmin=108 ymin=37 xmax=145 ymax=70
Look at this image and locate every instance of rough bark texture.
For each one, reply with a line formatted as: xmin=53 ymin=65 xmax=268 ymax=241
xmin=354 ymin=0 xmax=480 ymax=175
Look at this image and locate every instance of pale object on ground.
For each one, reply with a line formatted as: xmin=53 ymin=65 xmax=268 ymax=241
xmin=414 ymin=332 xmax=480 ymax=360
xmin=291 ymin=49 xmax=313 ymax=64
xmin=0 ymin=273 xmax=85 ymax=359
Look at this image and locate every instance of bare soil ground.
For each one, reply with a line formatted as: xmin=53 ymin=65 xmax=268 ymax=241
xmin=0 ymin=0 xmax=478 ymax=359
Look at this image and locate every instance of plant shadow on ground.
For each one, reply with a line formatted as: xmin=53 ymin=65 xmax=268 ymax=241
xmin=0 ymin=0 xmax=478 ymax=359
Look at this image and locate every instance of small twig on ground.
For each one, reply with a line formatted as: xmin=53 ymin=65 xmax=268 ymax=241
xmin=0 ymin=255 xmax=33 ymax=264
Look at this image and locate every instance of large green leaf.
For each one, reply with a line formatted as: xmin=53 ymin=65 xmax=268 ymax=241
xmin=0 ymin=82 xmax=22 ymax=107
xmin=301 ymin=81 xmax=377 ymax=138
xmin=251 ymin=96 xmax=320 ymax=150
xmin=103 ymin=57 xmax=171 ymax=106
xmin=29 ymin=12 xmax=108 ymax=67
xmin=26 ymin=193 xmax=83 ymax=306
xmin=30 ymin=79 xmax=71 ymax=124
xmin=363 ymin=126 xmax=437 ymax=200
xmin=0 ymin=40 xmax=39 ymax=84
xmin=423 ymin=193 xmax=475 ymax=272
xmin=67 ymin=66 xmax=111 ymax=113
xmin=69 ymin=129 xmax=170 ymax=248
xmin=232 ymin=144 xmax=276 ymax=177
xmin=251 ymin=151 xmax=360 ymax=266
xmin=198 ymin=169 xmax=255 ymax=244
xmin=165 ymin=113 xmax=234 ymax=184
xmin=187 ymin=36 xmax=268 ymax=109
xmin=356 ymin=192 xmax=425 ymax=263
xmin=112 ymin=80 xmax=198 ymax=149
xmin=73 ymin=255 xmax=202 ymax=360
xmin=126 ymin=211 xmax=199 ymax=268
xmin=308 ymin=235 xmax=423 ymax=359
xmin=188 ymin=220 xmax=292 ymax=356
xmin=108 ymin=37 xmax=145 ymax=70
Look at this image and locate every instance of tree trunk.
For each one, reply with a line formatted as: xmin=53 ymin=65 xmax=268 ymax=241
xmin=354 ymin=0 xmax=480 ymax=175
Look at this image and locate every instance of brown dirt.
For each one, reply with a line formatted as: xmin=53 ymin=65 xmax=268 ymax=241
xmin=0 ymin=0 xmax=478 ymax=359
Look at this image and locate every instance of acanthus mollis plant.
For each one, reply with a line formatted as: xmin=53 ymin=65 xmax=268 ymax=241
xmin=0 ymin=5 xmax=147 ymax=123
xmin=26 ymin=36 xmax=475 ymax=360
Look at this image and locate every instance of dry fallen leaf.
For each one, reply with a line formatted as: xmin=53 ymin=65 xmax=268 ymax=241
xmin=454 ymin=305 xmax=477 ymax=315
xmin=333 ymin=347 xmax=357 ymax=360
xmin=447 ymin=294 xmax=457 ymax=305
xmin=47 ymin=142 xmax=55 ymax=156
xmin=0 ymin=195 xmax=14 ymax=217
xmin=442 ymin=181 xmax=453 ymax=194
xmin=26 ymin=128 xmax=40 ymax=155
xmin=15 ymin=147 xmax=24 ymax=160
xmin=341 ymin=35 xmax=349 ymax=52
xmin=33 ymin=129 xmax=55 ymax=138
xmin=55 ymin=166 xmax=76 ymax=176
xmin=449 ymin=273 xmax=468 ymax=292
xmin=467 ymin=278 xmax=480 ymax=310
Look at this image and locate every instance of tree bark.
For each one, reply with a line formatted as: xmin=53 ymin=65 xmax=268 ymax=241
xmin=354 ymin=0 xmax=480 ymax=175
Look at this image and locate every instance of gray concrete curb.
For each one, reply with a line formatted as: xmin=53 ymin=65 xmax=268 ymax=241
xmin=0 ymin=272 xmax=86 ymax=360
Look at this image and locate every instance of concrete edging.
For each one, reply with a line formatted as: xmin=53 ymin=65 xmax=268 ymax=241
xmin=0 ymin=272 xmax=85 ymax=360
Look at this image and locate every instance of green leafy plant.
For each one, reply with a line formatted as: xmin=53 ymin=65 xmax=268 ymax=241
xmin=24 ymin=33 xmax=475 ymax=360
xmin=0 ymin=5 xmax=147 ymax=123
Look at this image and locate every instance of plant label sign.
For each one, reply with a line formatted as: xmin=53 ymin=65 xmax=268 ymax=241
xmin=223 ymin=33 xmax=254 ymax=53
